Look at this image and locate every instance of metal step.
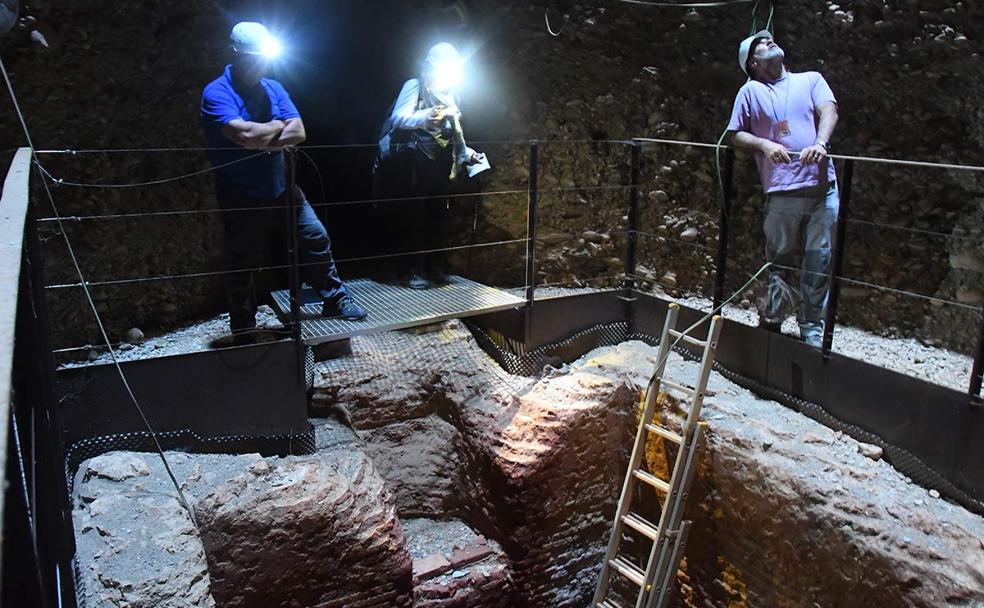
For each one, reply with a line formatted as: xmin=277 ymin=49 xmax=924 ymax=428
xmin=668 ymin=328 xmax=705 ymax=349
xmin=659 ymin=378 xmax=696 ymax=397
xmin=633 ymin=469 xmax=671 ymax=494
xmin=609 ymin=556 xmax=647 ymax=588
xmin=593 ymin=307 xmax=724 ymax=608
xmin=622 ymin=512 xmax=660 ymax=540
xmin=645 ymin=423 xmax=683 ymax=444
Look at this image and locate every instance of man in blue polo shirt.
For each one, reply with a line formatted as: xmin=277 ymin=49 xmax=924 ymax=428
xmin=201 ymin=22 xmax=366 ymax=342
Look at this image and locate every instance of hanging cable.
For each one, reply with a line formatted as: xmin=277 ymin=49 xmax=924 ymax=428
xmin=296 ymin=147 xmax=329 ymax=208
xmin=544 ymin=5 xmax=570 ymax=37
xmin=0 ymin=55 xmax=199 ymax=529
xmin=646 ymin=262 xmax=771 ymax=390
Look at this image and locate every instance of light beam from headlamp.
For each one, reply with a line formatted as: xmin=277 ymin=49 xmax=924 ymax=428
xmin=431 ymin=59 xmax=464 ymax=92
xmin=260 ymin=36 xmax=283 ymax=60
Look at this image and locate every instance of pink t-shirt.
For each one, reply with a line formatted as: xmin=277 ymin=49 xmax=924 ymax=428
xmin=727 ymin=71 xmax=837 ymax=193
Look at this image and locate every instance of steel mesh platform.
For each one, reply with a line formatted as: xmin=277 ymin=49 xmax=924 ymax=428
xmin=271 ymin=275 xmax=525 ymax=345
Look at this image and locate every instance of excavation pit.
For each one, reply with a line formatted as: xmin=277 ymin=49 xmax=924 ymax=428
xmin=69 ymin=316 xmax=984 ymax=608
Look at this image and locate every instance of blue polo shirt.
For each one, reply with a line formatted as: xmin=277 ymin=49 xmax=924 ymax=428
xmin=201 ymin=65 xmax=301 ymax=200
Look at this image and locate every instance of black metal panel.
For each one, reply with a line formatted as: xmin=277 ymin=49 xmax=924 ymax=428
xmin=55 ymin=340 xmax=309 ymax=449
xmin=526 ymin=292 xmax=628 ymax=351
xmin=471 ymin=289 xmax=984 ymax=507
xmin=715 ymin=317 xmax=771 ymax=385
xmin=766 ymin=335 xmax=983 ymax=498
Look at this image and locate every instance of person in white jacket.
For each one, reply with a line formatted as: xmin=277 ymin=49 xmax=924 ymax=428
xmin=376 ymin=42 xmax=486 ymax=290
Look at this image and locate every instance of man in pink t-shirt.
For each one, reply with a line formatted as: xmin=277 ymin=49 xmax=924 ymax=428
xmin=727 ymin=30 xmax=840 ymax=347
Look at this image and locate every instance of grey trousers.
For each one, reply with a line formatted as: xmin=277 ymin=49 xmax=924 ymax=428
xmin=762 ymin=182 xmax=839 ymax=334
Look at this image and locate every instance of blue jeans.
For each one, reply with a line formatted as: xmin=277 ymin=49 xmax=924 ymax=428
xmin=762 ymin=182 xmax=839 ymax=336
xmin=218 ymin=186 xmax=349 ymax=332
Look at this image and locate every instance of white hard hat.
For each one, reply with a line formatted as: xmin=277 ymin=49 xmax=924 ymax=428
xmin=230 ymin=21 xmax=277 ymax=56
xmin=423 ymin=42 xmax=463 ymax=91
xmin=425 ymin=42 xmax=459 ymax=69
xmin=738 ymin=29 xmax=772 ymax=76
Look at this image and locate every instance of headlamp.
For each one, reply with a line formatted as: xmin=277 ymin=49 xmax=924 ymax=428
xmin=431 ymin=59 xmax=464 ymax=92
xmin=259 ymin=36 xmax=282 ymax=60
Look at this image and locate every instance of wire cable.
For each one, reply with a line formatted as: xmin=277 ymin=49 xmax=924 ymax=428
xmin=846 ymin=217 xmax=981 ymax=242
xmin=765 ymin=262 xmax=981 ymax=312
xmin=631 ymin=229 xmax=716 ymax=252
xmin=0 ymin=55 xmax=199 ymax=528
xmin=43 ymin=238 xmax=530 ymax=290
xmin=296 ymin=147 xmax=329 ymax=208
xmin=36 ymin=151 xmax=269 ymax=189
xmin=35 ymin=188 xmax=526 ymax=222
xmin=34 ymin=184 xmax=630 ymax=223
xmin=614 ymin=0 xmax=754 ymax=7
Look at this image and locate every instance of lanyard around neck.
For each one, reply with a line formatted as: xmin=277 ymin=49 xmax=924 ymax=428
xmin=767 ymin=76 xmax=790 ymax=125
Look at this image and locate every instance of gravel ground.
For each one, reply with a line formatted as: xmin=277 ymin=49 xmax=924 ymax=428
xmin=516 ymin=284 xmax=972 ymax=393
xmin=60 ymin=305 xmax=285 ymax=368
xmin=401 ymin=518 xmax=485 ymax=560
xmin=673 ymin=294 xmax=972 ymax=393
xmin=62 ymin=287 xmax=974 ymax=393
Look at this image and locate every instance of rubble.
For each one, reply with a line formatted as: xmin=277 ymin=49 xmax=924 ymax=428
xmin=403 ymin=518 xmax=513 ymax=607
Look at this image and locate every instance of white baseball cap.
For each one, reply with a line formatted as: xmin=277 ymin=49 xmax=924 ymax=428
xmin=230 ymin=22 xmax=280 ymax=57
xmin=738 ymin=29 xmax=773 ymax=76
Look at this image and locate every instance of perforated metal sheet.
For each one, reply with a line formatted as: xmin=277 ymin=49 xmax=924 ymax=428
xmin=271 ymin=276 xmax=525 ymax=345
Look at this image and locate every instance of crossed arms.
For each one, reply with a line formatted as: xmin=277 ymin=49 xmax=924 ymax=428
xmin=222 ymin=117 xmax=306 ymax=150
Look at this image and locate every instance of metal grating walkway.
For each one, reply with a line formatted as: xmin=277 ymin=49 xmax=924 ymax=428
xmin=270 ymin=275 xmax=525 ymax=345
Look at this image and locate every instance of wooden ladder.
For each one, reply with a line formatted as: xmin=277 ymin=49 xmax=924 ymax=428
xmin=592 ymin=303 xmax=723 ymax=608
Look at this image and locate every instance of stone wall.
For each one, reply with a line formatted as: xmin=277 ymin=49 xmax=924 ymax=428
xmin=3 ymin=0 xmax=983 ymax=349
xmin=468 ymin=0 xmax=984 ymax=352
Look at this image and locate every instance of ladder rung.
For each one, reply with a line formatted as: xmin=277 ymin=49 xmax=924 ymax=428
xmin=645 ymin=423 xmax=683 ymax=444
xmin=609 ymin=556 xmax=646 ymax=587
xmin=668 ymin=329 xmax=706 ymax=348
xmin=622 ymin=512 xmax=660 ymax=540
xmin=660 ymin=379 xmax=696 ymax=397
xmin=633 ymin=469 xmax=671 ymax=493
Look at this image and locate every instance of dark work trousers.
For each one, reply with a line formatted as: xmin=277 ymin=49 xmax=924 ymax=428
xmin=377 ymin=146 xmax=454 ymax=280
xmin=218 ymin=186 xmax=349 ymax=333
xmin=762 ymin=182 xmax=839 ymax=337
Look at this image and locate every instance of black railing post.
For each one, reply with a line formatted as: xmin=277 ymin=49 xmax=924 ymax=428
xmin=712 ymin=148 xmax=736 ymax=309
xmin=970 ymin=313 xmax=984 ymax=399
xmin=285 ymin=147 xmax=304 ymax=382
xmin=822 ymin=159 xmax=854 ymax=358
xmin=524 ymin=140 xmax=539 ymax=344
xmin=624 ymin=139 xmax=641 ymax=294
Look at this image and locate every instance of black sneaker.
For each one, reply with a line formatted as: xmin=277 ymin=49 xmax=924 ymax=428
xmin=759 ymin=319 xmax=782 ymax=333
xmin=408 ymin=273 xmax=430 ymax=290
xmin=322 ymin=297 xmax=367 ymax=321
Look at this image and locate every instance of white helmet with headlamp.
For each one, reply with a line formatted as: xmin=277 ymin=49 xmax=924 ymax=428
xmin=424 ymin=42 xmax=464 ymax=92
xmin=230 ymin=21 xmax=282 ymax=60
